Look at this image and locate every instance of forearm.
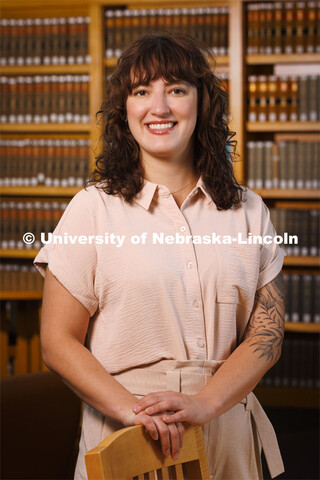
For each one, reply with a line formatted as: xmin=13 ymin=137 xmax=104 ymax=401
xmin=43 ymin=338 xmax=137 ymax=425
xmin=198 ymin=272 xmax=285 ymax=419
xmin=197 ymin=338 xmax=275 ymax=419
xmin=133 ymin=273 xmax=285 ymax=426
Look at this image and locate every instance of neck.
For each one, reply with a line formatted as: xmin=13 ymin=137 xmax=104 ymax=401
xmin=140 ymin=152 xmax=197 ymax=193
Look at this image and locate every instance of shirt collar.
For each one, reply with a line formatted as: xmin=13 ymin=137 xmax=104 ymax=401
xmin=133 ymin=176 xmax=213 ymax=211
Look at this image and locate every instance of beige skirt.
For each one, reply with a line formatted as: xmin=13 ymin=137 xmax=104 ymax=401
xmin=74 ymin=360 xmax=284 ymax=480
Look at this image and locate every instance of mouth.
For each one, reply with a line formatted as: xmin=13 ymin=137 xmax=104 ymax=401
xmin=146 ymin=122 xmax=177 ymax=134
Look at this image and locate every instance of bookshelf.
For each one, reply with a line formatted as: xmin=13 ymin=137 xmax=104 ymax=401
xmin=246 ymin=53 xmax=320 ymax=65
xmin=247 ymin=122 xmax=320 ymax=132
xmin=1 ymin=0 xmax=319 ymax=408
xmin=243 ymin=0 xmax=320 ymax=408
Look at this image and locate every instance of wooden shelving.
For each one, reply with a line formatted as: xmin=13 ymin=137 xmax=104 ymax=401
xmin=0 ymin=186 xmax=82 ymax=197
xmin=1 ymin=123 xmax=91 ymax=133
xmin=253 ymin=189 xmax=320 ymax=200
xmin=0 ymin=249 xmax=39 ymax=259
xmin=1 ymin=291 xmax=43 ymax=300
xmin=284 ymin=257 xmax=320 ymax=267
xmin=246 ymin=53 xmax=320 ymax=65
xmin=247 ymin=122 xmax=320 ymax=132
xmin=285 ymin=322 xmax=320 ymax=333
xmin=3 ymin=65 xmax=91 ymax=75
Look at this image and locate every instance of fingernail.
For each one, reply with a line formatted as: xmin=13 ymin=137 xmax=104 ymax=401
xmin=146 ymin=407 xmax=154 ymax=414
xmin=133 ymin=405 xmax=140 ymax=413
xmin=162 ymin=416 xmax=169 ymax=422
xmin=153 ymin=433 xmax=158 ymax=440
xmin=164 ymin=450 xmax=170 ymax=456
xmin=173 ymin=454 xmax=179 ymax=461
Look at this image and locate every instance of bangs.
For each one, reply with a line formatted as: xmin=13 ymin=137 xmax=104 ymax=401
xmin=117 ymin=34 xmax=209 ymax=93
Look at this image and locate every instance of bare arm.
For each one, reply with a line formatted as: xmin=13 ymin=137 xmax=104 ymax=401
xmin=133 ymin=272 xmax=285 ymax=423
xmin=41 ymin=267 xmax=183 ymax=458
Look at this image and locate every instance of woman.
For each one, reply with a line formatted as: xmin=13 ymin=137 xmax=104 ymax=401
xmin=34 ymin=33 xmax=285 ymax=480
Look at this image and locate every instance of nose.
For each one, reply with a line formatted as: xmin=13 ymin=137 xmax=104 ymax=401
xmin=150 ymin=91 xmax=171 ymax=116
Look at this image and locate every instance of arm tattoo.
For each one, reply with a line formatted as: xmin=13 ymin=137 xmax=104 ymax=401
xmin=243 ymin=272 xmax=285 ymax=363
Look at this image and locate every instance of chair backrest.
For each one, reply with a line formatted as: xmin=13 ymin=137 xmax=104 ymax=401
xmin=85 ymin=424 xmax=210 ymax=480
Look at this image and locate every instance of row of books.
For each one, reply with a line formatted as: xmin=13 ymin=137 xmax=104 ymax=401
xmin=247 ymin=140 xmax=319 ymax=190
xmin=283 ymin=273 xmax=319 ymax=323
xmin=104 ymin=7 xmax=229 ymax=58
xmin=1 ymin=263 xmax=43 ymax=292
xmin=269 ymin=208 xmax=319 ymax=257
xmin=247 ymin=2 xmax=320 ymax=55
xmin=1 ymin=201 xmax=67 ymax=250
xmin=0 ymin=17 xmax=90 ymax=67
xmin=0 ymin=138 xmax=90 ymax=188
xmin=0 ymin=75 xmax=90 ymax=124
xmin=247 ymin=74 xmax=320 ymax=123
xmin=259 ymin=337 xmax=319 ymax=389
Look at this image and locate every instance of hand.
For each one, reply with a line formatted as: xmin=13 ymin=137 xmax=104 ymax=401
xmin=121 ymin=406 xmax=184 ymax=460
xmin=132 ymin=390 xmax=214 ymax=425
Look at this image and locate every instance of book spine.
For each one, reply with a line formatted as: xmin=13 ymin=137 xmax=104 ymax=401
xmin=295 ymin=2 xmax=306 ymax=53
xmin=290 ymin=274 xmax=301 ymax=322
xmin=264 ymin=141 xmax=273 ymax=189
xmin=273 ymin=2 xmax=284 ymax=54
xmin=255 ymin=141 xmax=264 ymax=189
xmin=308 ymin=75 xmax=319 ymax=121
xmin=246 ymin=142 xmax=256 ymax=189
xmin=298 ymin=75 xmax=308 ymax=121
xmin=303 ymin=274 xmax=313 ymax=323
xmin=284 ymin=2 xmax=295 ymax=54
xmin=267 ymin=75 xmax=277 ymax=122
xmin=278 ymin=75 xmax=289 ymax=122
xmin=289 ymin=76 xmax=299 ymax=122
xmin=306 ymin=1 xmax=317 ymax=52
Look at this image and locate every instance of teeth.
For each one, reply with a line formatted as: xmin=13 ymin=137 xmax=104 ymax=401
xmin=148 ymin=122 xmax=174 ymax=130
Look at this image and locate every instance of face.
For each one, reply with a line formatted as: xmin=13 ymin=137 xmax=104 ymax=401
xmin=126 ymin=77 xmax=198 ymax=164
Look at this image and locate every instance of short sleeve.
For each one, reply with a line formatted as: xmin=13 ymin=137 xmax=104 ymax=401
xmin=34 ymin=189 xmax=98 ymax=316
xmin=256 ymin=200 xmax=286 ymax=291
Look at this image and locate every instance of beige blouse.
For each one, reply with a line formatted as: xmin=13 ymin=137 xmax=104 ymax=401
xmin=34 ymin=178 xmax=285 ymax=373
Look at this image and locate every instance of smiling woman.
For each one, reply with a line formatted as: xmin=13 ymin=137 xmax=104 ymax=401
xmin=91 ymin=33 xmax=243 ymax=210
xmin=34 ymin=33 xmax=286 ymax=480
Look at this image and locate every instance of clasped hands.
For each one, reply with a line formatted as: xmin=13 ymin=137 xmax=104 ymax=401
xmin=130 ymin=391 xmax=213 ymax=460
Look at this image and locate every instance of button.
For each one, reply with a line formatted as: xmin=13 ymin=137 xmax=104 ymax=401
xmin=197 ymin=340 xmax=205 ymax=348
xmin=180 ymin=226 xmax=186 ymax=232
xmin=193 ymin=300 xmax=200 ymax=309
xmin=187 ymin=262 xmax=193 ymax=268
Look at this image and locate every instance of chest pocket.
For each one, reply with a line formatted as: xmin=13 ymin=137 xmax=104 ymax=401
xmin=215 ymin=243 xmax=260 ymax=313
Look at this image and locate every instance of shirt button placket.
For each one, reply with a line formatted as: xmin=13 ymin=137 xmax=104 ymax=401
xmin=174 ymin=211 xmax=207 ymax=360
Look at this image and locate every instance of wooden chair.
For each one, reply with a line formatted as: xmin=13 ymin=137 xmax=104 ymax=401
xmin=85 ymin=424 xmax=210 ymax=480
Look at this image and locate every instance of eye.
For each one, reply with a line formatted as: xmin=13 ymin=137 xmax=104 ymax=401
xmin=170 ymin=87 xmax=187 ymax=95
xmin=132 ymin=89 xmax=148 ymax=97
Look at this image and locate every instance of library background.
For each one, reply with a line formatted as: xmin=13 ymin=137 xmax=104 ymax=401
xmin=0 ymin=0 xmax=319 ymax=479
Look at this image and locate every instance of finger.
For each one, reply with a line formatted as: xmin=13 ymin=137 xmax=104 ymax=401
xmin=135 ymin=414 xmax=158 ymax=441
xmin=168 ymin=423 xmax=180 ymax=460
xmin=133 ymin=392 xmax=174 ymax=413
xmin=144 ymin=401 xmax=176 ymax=415
xmin=177 ymin=422 xmax=185 ymax=449
xmin=162 ymin=411 xmax=186 ymax=423
xmin=153 ymin=417 xmax=170 ymax=457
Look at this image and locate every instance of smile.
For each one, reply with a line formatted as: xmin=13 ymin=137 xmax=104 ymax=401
xmin=146 ymin=122 xmax=177 ymax=134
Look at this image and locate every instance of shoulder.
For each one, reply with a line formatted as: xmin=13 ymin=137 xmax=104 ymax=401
xmin=67 ymin=183 xmax=120 ymax=210
xmin=238 ymin=187 xmax=266 ymax=217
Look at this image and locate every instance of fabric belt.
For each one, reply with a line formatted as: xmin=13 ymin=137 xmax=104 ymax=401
xmin=113 ymin=359 xmax=284 ymax=479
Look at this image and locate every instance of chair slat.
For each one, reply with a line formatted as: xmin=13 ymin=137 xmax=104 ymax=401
xmin=161 ymin=467 xmax=170 ymax=480
xmin=137 ymin=475 xmax=144 ymax=480
xmin=174 ymin=463 xmax=184 ymax=480
xmin=148 ymin=471 xmax=157 ymax=480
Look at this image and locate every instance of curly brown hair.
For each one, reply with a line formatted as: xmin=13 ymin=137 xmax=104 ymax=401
xmin=89 ymin=33 xmax=245 ymax=210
